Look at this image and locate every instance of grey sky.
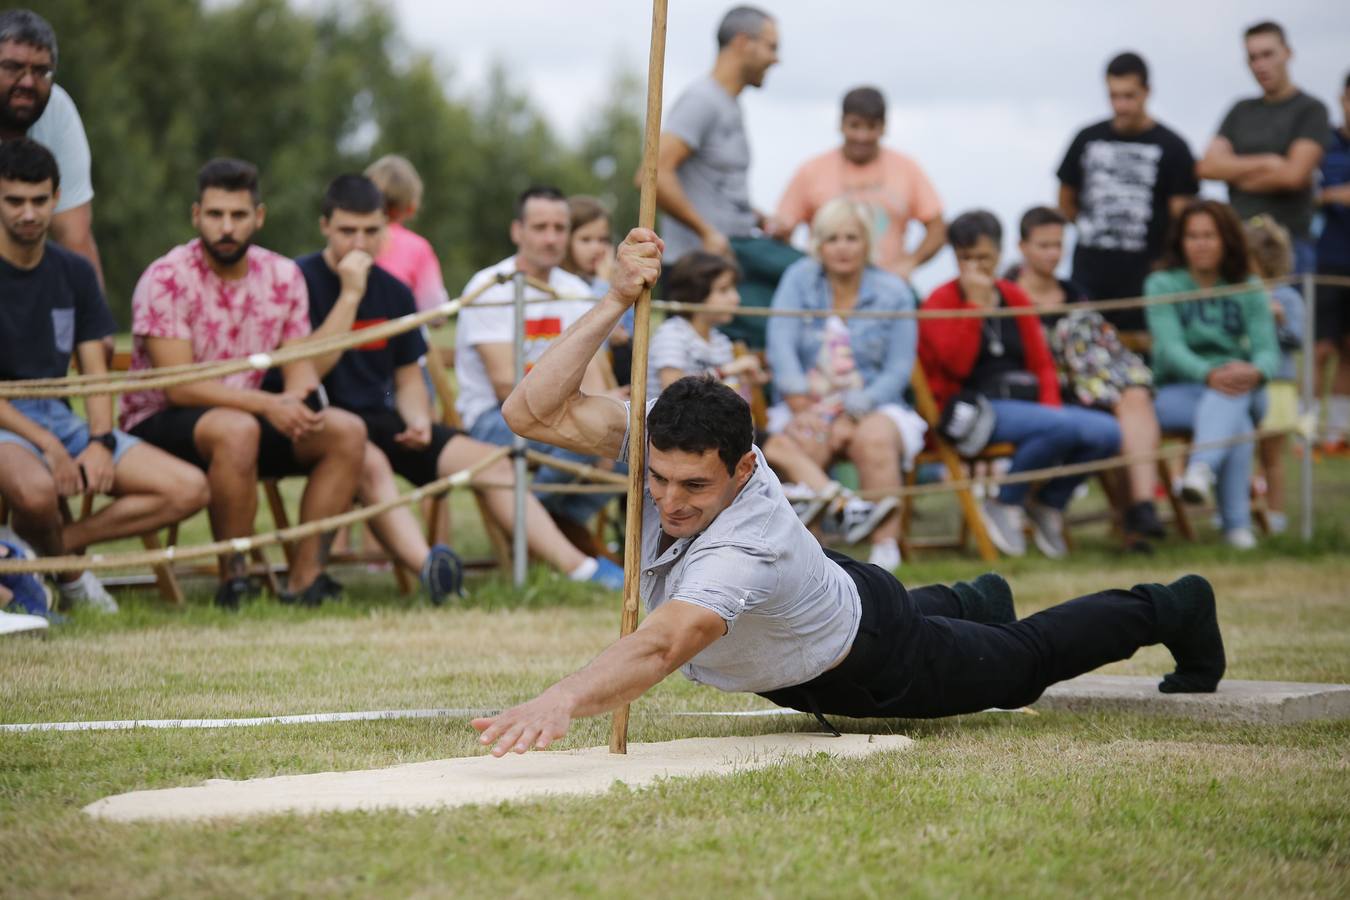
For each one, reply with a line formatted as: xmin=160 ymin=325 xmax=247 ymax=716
xmin=388 ymin=0 xmax=1348 ymax=291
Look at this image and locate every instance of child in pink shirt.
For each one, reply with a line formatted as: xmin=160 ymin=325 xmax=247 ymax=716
xmin=365 ymin=155 xmax=449 ymax=312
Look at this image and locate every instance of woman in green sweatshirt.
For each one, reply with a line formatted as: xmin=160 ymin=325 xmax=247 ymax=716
xmin=1146 ymin=200 xmax=1279 ymax=550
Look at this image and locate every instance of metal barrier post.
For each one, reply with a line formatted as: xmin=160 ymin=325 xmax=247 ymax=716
xmin=511 ymin=271 xmax=529 ymax=587
xmin=1300 ymin=271 xmax=1316 ymax=542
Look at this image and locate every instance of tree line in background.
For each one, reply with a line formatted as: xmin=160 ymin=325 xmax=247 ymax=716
xmin=41 ymin=0 xmax=644 ymax=320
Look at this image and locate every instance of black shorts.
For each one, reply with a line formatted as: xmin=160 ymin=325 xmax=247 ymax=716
xmin=358 ymin=409 xmax=460 ymax=487
xmin=128 ymin=406 xmax=310 ymax=478
xmin=1315 ymin=263 xmax=1350 ymax=344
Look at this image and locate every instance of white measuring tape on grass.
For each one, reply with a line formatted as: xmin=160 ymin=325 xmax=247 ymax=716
xmin=0 ymin=705 xmax=1030 ymax=734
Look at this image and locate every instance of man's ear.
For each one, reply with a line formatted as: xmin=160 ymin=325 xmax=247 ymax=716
xmin=735 ymin=449 xmax=756 ymax=486
xmin=255 ymin=202 xmax=267 ymax=230
xmin=510 ymin=219 xmax=523 ymax=247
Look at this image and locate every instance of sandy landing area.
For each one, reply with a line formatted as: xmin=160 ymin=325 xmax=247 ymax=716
xmin=84 ymin=732 xmax=913 ymax=822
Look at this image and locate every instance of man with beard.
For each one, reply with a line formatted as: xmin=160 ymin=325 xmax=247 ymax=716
xmin=0 ymin=139 xmax=207 ymax=617
xmin=120 ymin=158 xmax=366 ymax=609
xmin=0 ymin=10 xmax=103 ymax=285
xmin=770 ymin=87 xmax=946 ymax=283
xmin=654 ymin=5 xmax=796 ymax=349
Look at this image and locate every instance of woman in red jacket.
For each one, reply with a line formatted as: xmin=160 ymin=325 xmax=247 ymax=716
xmin=919 ymin=211 xmax=1121 ymax=558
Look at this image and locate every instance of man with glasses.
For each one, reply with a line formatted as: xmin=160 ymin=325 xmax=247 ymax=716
xmin=0 ymin=9 xmax=103 ymax=287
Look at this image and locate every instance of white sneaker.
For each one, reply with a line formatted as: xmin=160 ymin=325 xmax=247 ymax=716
xmin=0 ymin=609 xmax=48 ymax=636
xmin=978 ymin=499 xmax=1026 ymax=557
xmin=868 ymin=538 xmax=902 ymax=571
xmin=57 ymin=570 xmax=119 ymax=613
xmin=1180 ymin=461 xmax=1215 ymax=506
xmin=1225 ymin=528 xmax=1257 ymax=550
xmin=1026 ymin=502 xmax=1068 ymax=559
xmin=844 ymin=496 xmax=900 ymax=544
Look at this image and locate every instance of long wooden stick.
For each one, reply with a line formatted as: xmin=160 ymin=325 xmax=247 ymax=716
xmin=611 ymin=0 xmax=668 ymax=755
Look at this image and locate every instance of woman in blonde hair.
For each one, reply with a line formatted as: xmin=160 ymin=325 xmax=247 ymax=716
xmin=1244 ymin=214 xmax=1305 ymax=534
xmin=764 ymin=198 xmax=925 ymax=571
xmin=364 ymin=154 xmax=449 ymax=313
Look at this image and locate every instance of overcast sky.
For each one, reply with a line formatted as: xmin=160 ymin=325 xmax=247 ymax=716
xmin=383 ymin=0 xmax=1348 ymax=292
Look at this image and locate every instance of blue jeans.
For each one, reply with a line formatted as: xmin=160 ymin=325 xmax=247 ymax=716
xmin=987 ymin=400 xmax=1122 ymax=509
xmin=0 ymin=398 xmax=139 ymax=465
xmin=467 ymin=407 xmax=626 ymax=526
xmin=1155 ymin=382 xmax=1266 ymax=531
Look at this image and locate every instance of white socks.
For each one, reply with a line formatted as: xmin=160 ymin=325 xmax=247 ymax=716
xmin=568 ymin=557 xmax=599 ymax=581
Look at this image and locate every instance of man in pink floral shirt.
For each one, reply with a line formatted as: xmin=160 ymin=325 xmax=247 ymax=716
xmin=121 ymin=158 xmax=365 ymax=609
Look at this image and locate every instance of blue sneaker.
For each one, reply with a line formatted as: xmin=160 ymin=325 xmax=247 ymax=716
xmin=422 ymin=544 xmax=464 ymax=605
xmin=588 ymin=557 xmax=625 ymax=591
xmin=0 ymin=540 xmax=54 ymax=620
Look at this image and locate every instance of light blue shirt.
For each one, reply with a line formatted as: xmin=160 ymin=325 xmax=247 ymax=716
xmin=28 ymin=85 xmax=93 ymax=214
xmin=618 ymin=403 xmax=862 ymax=693
xmin=766 ymin=258 xmax=918 ymax=416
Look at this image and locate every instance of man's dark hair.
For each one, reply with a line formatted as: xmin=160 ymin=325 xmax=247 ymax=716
xmin=716 ymin=5 xmax=771 ymax=49
xmin=322 ymin=174 xmax=384 ymax=219
xmin=197 ymin=157 xmax=260 ymax=203
xmin=648 ymin=376 xmax=753 ymax=475
xmin=514 ymin=184 xmax=566 ymax=221
xmin=666 ymin=250 xmax=741 ymax=318
xmin=842 ymin=86 xmax=886 ymax=122
xmin=1105 ymin=52 xmax=1149 ymax=88
xmin=1018 ymin=206 xmax=1067 ymax=240
xmin=948 ymin=209 xmax=1003 ymax=250
xmin=1163 ymin=199 xmax=1250 ymax=286
xmin=1244 ymin=20 xmax=1286 ymax=45
xmin=0 ymin=9 xmax=58 ymax=65
xmin=0 ymin=137 xmax=58 ymax=189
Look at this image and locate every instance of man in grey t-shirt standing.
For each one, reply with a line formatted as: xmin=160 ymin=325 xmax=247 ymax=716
xmin=655 ymin=5 xmax=798 ymax=349
xmin=1197 ymin=20 xmax=1331 ymax=273
xmin=470 ymin=227 xmax=1228 ymax=757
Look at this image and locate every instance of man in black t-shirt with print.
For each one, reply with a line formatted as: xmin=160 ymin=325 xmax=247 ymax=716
xmin=0 ymin=139 xmax=207 ymax=616
xmin=1196 ymin=20 xmax=1330 ymax=274
xmin=301 ymin=176 xmax=624 ymax=597
xmin=1057 ymin=52 xmax=1198 ymax=333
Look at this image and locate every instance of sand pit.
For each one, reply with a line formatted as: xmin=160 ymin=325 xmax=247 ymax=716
xmin=84 ymin=732 xmax=912 ymax=822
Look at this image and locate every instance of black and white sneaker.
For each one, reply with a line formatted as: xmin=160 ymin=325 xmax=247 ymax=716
xmin=422 ymin=544 xmax=464 ymax=605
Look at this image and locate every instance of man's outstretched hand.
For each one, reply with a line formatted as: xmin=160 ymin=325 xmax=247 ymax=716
xmin=609 ymin=228 xmax=665 ymax=308
xmin=471 ymin=690 xmax=575 ymax=757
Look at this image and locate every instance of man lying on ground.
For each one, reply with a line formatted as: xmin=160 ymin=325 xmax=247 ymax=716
xmin=0 ymin=139 xmax=207 ymax=616
xmin=299 ymin=174 xmax=623 ymax=594
xmin=471 ymin=227 xmax=1227 ymax=757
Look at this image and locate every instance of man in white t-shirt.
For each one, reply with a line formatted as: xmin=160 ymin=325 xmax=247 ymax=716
xmin=456 ymin=185 xmax=622 ymax=526
xmin=471 ymin=227 xmax=1229 ymax=757
xmin=0 ymin=10 xmax=103 ymax=286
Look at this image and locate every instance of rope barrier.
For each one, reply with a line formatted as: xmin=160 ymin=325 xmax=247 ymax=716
xmin=0 ymin=446 xmax=511 ymax=576
xmin=5 ymin=273 xmax=1345 ymax=400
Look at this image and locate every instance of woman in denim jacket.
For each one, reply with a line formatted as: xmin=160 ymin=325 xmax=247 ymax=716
xmin=765 ymin=199 xmax=926 ymax=571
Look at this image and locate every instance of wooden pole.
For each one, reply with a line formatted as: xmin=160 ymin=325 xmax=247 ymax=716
xmin=611 ymin=0 xmax=668 ymax=755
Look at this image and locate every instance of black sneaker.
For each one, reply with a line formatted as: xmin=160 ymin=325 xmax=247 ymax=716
xmin=279 ymin=574 xmax=338 ymax=608
xmin=421 ymin=544 xmax=464 ymax=606
xmin=214 ymin=577 xmax=254 ymax=611
xmin=1124 ymin=501 xmax=1166 ymax=540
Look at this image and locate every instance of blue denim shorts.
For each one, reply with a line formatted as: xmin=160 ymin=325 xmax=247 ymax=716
xmin=0 ymin=397 xmax=139 ymax=466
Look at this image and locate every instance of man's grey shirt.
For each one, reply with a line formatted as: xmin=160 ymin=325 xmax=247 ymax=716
xmin=660 ymin=75 xmax=757 ymax=263
xmin=618 ymin=403 xmax=862 ymax=693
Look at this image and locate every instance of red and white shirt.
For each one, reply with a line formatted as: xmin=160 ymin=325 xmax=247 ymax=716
xmin=120 ymin=239 xmax=311 ymax=431
xmin=453 ymin=256 xmax=594 ymax=430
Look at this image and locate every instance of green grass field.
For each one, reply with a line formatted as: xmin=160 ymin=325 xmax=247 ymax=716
xmin=1 ymin=457 xmax=1347 ymax=897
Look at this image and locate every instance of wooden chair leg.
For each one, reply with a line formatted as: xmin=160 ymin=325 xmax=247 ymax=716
xmin=1157 ymin=458 xmax=1195 ymax=541
xmin=897 ymin=469 xmax=916 ymax=561
xmin=936 ymin=444 xmax=997 ymax=561
xmin=262 ymin=481 xmax=298 ymax=568
xmin=140 ymin=530 xmax=184 ymax=606
xmin=474 ymin=491 xmax=513 ymax=574
xmin=251 ymin=547 xmax=282 ymax=596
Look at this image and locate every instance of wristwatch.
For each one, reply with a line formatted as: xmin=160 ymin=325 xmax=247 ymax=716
xmin=89 ymin=432 xmax=117 ymax=452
